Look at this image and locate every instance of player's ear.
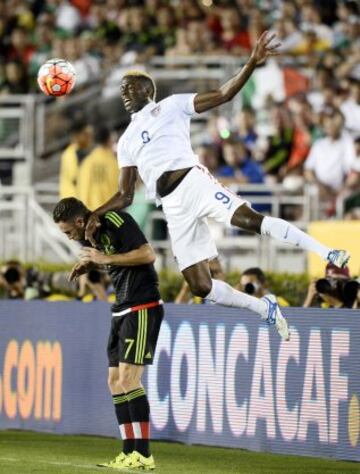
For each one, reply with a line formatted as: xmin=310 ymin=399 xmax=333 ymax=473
xmin=76 ymin=217 xmax=85 ymax=228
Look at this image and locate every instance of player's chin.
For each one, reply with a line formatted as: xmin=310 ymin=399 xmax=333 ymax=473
xmin=123 ymin=101 xmax=133 ymax=112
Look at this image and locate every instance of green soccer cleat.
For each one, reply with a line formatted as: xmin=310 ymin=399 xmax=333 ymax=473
xmin=97 ymin=452 xmax=130 ymax=468
xmin=122 ymin=450 xmax=155 ymax=470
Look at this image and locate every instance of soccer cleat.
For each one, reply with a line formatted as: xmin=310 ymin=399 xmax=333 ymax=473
xmin=97 ymin=452 xmax=129 ymax=468
xmin=327 ymin=250 xmax=350 ymax=269
xmin=122 ymin=450 xmax=155 ymax=470
xmin=262 ymin=294 xmax=290 ymax=341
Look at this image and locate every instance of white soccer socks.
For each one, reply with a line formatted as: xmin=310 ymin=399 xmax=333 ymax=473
xmin=205 ymin=279 xmax=267 ymax=317
xmin=260 ymin=216 xmax=330 ymax=260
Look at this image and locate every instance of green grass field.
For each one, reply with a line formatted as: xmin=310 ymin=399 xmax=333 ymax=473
xmin=0 ymin=431 xmax=358 ymax=474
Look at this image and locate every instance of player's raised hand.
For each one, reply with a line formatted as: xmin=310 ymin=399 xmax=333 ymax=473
xmin=80 ymin=247 xmax=108 ymax=265
xmin=85 ymin=213 xmax=101 ymax=247
xmin=250 ymin=31 xmax=281 ymax=65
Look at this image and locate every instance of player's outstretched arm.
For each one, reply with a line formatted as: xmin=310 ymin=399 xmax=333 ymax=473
xmin=80 ymin=244 xmax=155 ymax=267
xmin=85 ymin=166 xmax=137 ymax=245
xmin=194 ymin=31 xmax=281 ymax=114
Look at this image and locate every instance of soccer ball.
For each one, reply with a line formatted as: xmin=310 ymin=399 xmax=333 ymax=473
xmin=37 ymin=58 xmax=76 ymax=97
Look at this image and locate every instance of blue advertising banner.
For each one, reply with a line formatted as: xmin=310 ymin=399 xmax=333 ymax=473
xmin=0 ymin=302 xmax=359 ymax=462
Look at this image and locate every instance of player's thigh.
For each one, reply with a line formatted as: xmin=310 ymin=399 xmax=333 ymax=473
xmin=144 ymin=306 xmax=164 ymax=364
xmin=195 ymin=167 xmax=249 ymax=226
xmin=117 ymin=308 xmax=163 ymax=366
xmin=118 ymin=362 xmax=144 ymax=386
xmin=107 ymin=317 xmax=122 ymax=368
xmin=168 ymin=217 xmax=218 ymax=272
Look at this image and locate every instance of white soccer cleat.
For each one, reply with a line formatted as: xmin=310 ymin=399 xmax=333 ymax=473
xmin=327 ymin=250 xmax=350 ymax=269
xmin=262 ymin=294 xmax=290 ymax=341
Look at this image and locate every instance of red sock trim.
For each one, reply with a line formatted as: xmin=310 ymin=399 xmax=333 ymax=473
xmin=124 ymin=422 xmax=135 ymax=439
xmin=140 ymin=421 xmax=150 ymax=439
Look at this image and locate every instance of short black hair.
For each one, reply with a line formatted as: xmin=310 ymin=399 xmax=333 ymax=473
xmin=242 ymin=267 xmax=266 ymax=284
xmin=70 ymin=120 xmax=89 ymax=135
xmin=95 ymin=127 xmax=111 ymax=145
xmin=53 ymin=198 xmax=89 ymax=223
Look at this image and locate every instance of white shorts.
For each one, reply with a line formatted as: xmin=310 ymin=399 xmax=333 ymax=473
xmin=160 ymin=165 xmax=249 ymax=271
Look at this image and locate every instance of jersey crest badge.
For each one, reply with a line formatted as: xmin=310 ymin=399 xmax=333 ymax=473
xmin=150 ymin=106 xmax=161 ymax=117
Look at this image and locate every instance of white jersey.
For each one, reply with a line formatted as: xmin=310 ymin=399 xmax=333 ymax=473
xmin=117 ymin=94 xmax=199 ymax=202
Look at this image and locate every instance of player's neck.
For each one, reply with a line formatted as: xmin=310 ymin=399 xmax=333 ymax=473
xmin=132 ymin=98 xmax=153 ymax=113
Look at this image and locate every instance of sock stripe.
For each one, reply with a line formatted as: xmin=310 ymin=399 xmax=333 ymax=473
xmin=113 ymin=393 xmax=127 ymax=404
xmin=113 ymin=396 xmax=127 ymax=404
xmin=132 ymin=421 xmax=142 ymax=438
xmin=140 ymin=421 xmax=150 ymax=439
xmin=123 ymin=422 xmax=135 ymax=439
xmin=127 ymin=388 xmax=145 ymax=401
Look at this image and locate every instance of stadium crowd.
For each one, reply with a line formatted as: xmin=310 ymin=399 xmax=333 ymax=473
xmin=1 ymin=0 xmax=359 ymax=92
xmin=1 ymin=0 xmax=359 ymax=217
xmin=1 ymin=258 xmax=359 ymax=308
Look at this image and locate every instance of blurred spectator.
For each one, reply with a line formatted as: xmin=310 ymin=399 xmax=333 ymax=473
xmin=342 ymin=136 xmax=360 ymax=218
xmin=340 ymin=78 xmax=360 ymax=137
xmin=62 ymin=36 xmax=100 ymax=88
xmin=121 ymin=6 xmax=158 ymax=59
xmin=220 ymin=136 xmax=264 ymax=184
xmin=6 ymin=26 xmax=34 ymax=65
xmin=218 ymin=7 xmax=251 ymax=55
xmin=0 ymin=260 xmax=26 ymax=299
xmin=28 ymin=14 xmax=54 ymax=85
xmin=185 ymin=19 xmax=213 ymax=55
xmin=166 ymin=27 xmax=191 ymax=57
xmin=232 ymin=106 xmax=258 ymax=151
xmin=304 ymin=108 xmax=357 ymax=207
xmin=77 ymin=127 xmax=119 ymax=211
xmin=59 ymin=121 xmax=93 ymax=199
xmin=273 ymin=17 xmax=303 ymax=54
xmin=196 ymin=144 xmax=220 ymax=175
xmin=262 ymin=103 xmax=293 ymax=178
xmin=236 ymin=267 xmax=289 ymax=306
xmin=282 ymin=97 xmax=312 ymax=178
xmin=151 ymin=5 xmax=176 ymax=55
xmin=126 ymin=179 xmax=155 ymax=234
xmin=303 ymin=263 xmax=359 ymax=308
xmin=54 ymin=0 xmax=82 ymax=33
xmin=307 ymin=66 xmax=333 ymax=113
xmin=0 ymin=60 xmax=29 ymax=94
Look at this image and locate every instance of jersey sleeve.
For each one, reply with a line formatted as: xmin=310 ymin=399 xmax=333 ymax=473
xmin=117 ymin=136 xmax=134 ymax=168
xmin=168 ymin=93 xmax=197 ymax=116
xmin=104 ymin=210 xmax=148 ymax=250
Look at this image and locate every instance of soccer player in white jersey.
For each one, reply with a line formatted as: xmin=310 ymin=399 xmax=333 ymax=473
xmin=86 ymin=31 xmax=350 ymax=341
